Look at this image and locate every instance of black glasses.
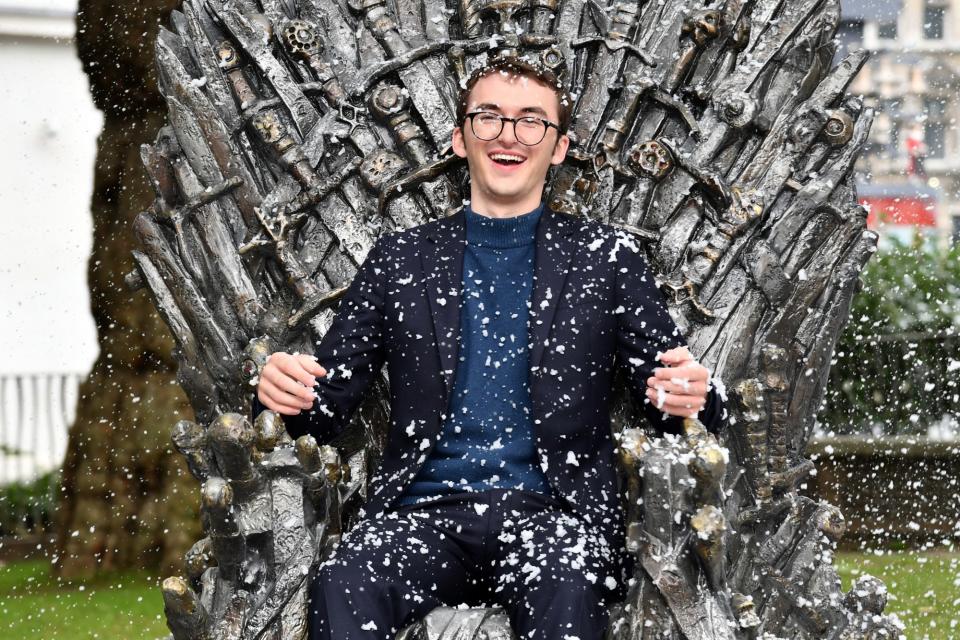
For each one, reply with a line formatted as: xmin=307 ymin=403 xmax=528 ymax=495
xmin=465 ymin=111 xmax=561 ymax=146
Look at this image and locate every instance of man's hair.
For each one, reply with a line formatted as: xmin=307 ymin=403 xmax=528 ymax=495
xmin=456 ymin=56 xmax=573 ymax=134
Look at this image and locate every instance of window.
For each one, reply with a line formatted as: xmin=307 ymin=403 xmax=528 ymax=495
xmin=924 ymin=3 xmax=946 ymax=40
xmin=880 ymin=98 xmax=902 ymax=120
xmin=878 ymin=20 xmax=898 ymax=40
xmin=925 ymin=121 xmax=945 ymax=158
xmin=835 ymin=19 xmax=864 ymax=62
xmin=880 ymin=99 xmax=903 ymax=157
xmin=924 ymin=97 xmax=947 ymax=159
xmin=889 ymin=120 xmax=902 ymax=156
xmin=926 ymin=97 xmax=946 ymax=119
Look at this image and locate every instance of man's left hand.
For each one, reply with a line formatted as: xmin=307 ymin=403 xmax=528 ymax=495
xmin=645 ymin=346 xmax=710 ymax=418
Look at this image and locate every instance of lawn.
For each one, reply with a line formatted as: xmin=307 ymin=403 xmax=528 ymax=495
xmin=0 ymin=552 xmax=956 ymax=638
xmin=836 ymin=549 xmax=960 ymax=639
xmin=0 ymin=559 xmax=168 ymax=639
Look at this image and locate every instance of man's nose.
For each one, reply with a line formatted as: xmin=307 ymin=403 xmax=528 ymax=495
xmin=499 ymin=120 xmax=519 ymax=145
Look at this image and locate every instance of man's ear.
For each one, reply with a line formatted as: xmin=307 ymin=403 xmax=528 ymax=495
xmin=452 ymin=126 xmax=467 ymax=159
xmin=550 ymin=133 xmax=570 ymax=166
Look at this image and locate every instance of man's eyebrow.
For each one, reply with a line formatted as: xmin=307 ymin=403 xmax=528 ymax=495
xmin=519 ymin=106 xmax=550 ymax=117
xmin=470 ymin=103 xmax=551 ymax=118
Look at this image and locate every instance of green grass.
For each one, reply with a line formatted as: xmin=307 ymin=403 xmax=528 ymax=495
xmin=0 ymin=559 xmax=168 ymax=639
xmin=0 ymin=552 xmax=957 ymax=638
xmin=836 ymin=550 xmax=960 ymax=639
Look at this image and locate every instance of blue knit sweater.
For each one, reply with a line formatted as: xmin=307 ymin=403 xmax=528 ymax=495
xmin=400 ymin=204 xmax=552 ymax=504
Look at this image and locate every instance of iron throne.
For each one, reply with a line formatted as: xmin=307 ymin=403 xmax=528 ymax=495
xmin=131 ymin=0 xmax=902 ymax=638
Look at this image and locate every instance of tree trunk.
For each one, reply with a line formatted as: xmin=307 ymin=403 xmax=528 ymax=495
xmin=53 ymin=0 xmax=199 ymax=579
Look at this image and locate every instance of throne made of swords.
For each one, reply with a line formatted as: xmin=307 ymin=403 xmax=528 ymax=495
xmin=130 ymin=0 xmax=902 ymax=638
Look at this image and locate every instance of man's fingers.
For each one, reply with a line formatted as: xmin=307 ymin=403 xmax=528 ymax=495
xmin=265 ymin=354 xmax=317 ymax=391
xmin=648 ymin=351 xmax=710 ymax=419
xmin=645 ymin=379 xmax=707 ymax=398
xmin=259 ymin=379 xmax=314 ymax=413
xmin=256 ymin=388 xmax=306 ymax=416
xmin=646 ymin=391 xmax=705 ymax=407
xmin=652 ymin=363 xmax=708 ymax=382
xmin=255 ymin=351 xmax=325 ymax=417
xmin=262 ymin=402 xmax=304 ymax=416
xmin=276 ymin=354 xmax=320 ymax=388
xmin=657 ymin=393 xmax=705 ymax=409
xmin=259 ymin=377 xmax=313 ymax=409
xmin=657 ymin=346 xmax=692 ymax=365
xmin=295 ymin=353 xmax=328 ymax=378
xmin=261 ymin=368 xmax=315 ymax=404
xmin=645 ymin=388 xmax=705 ymax=414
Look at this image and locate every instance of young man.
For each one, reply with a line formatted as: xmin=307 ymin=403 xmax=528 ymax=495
xmin=257 ymin=57 xmax=723 ymax=639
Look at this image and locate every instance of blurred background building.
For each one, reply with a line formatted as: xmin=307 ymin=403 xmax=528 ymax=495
xmin=842 ymin=0 xmax=960 ymax=244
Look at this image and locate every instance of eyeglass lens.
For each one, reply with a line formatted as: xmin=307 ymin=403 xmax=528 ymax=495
xmin=471 ymin=114 xmax=548 ymax=145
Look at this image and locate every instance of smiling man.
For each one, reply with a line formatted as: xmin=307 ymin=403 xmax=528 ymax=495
xmin=256 ymin=57 xmax=724 ymax=640
xmin=451 ymin=72 xmax=569 ymax=216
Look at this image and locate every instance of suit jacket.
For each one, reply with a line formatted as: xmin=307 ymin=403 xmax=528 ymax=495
xmin=278 ymin=206 xmax=722 ymax=546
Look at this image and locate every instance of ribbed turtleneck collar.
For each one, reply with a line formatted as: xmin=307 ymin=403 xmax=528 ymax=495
xmin=464 ymin=202 xmax=544 ymax=249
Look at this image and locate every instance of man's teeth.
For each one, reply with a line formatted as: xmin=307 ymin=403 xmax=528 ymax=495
xmin=490 ymin=153 xmax=525 ymax=164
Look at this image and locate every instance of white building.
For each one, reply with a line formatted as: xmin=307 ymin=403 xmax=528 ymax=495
xmin=0 ymin=0 xmax=100 ymax=483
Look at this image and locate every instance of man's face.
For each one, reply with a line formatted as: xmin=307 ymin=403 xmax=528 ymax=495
xmin=452 ymin=72 xmax=570 ymax=208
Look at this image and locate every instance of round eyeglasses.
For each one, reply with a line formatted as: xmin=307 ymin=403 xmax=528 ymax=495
xmin=465 ymin=111 xmax=561 ymax=146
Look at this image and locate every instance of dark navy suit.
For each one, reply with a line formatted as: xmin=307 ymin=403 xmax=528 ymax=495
xmin=276 ymin=206 xmax=722 ymax=638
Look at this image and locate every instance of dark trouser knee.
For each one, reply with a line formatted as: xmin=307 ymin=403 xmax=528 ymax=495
xmin=507 ymin=570 xmax=608 ymax=640
xmin=309 ymin=554 xmax=444 ymax=639
xmin=309 ymin=561 xmax=396 ymax=640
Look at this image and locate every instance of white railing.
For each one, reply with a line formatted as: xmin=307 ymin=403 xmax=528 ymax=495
xmin=0 ymin=372 xmax=82 ymax=485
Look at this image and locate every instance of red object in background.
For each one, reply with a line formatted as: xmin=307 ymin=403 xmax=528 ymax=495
xmin=905 ymin=130 xmax=927 ymax=178
xmin=861 ymin=195 xmax=936 ymax=227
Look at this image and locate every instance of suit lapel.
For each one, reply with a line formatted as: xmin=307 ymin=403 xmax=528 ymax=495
xmin=529 ymin=207 xmax=578 ymax=372
xmin=420 ymin=210 xmax=466 ymax=403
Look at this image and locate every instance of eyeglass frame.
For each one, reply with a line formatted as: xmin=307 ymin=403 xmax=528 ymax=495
xmin=464 ymin=111 xmax=563 ymax=146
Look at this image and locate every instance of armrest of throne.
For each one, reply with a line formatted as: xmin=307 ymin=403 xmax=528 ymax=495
xmin=162 ymin=407 xmax=357 ymax=639
xmin=613 ymin=419 xmax=763 ymax=636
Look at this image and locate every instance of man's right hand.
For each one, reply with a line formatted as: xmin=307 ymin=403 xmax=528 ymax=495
xmin=257 ymin=352 xmax=328 ymax=416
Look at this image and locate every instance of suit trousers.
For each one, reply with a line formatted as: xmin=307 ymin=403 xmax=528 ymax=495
xmin=308 ymin=488 xmax=622 ymax=639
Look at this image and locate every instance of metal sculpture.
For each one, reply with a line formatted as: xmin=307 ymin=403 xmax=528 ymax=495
xmin=131 ymin=0 xmax=904 ymax=637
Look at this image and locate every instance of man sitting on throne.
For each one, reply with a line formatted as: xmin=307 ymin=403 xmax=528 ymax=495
xmin=256 ymin=56 xmax=725 ymax=640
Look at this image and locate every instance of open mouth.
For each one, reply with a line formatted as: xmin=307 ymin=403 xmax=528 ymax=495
xmin=488 ymin=152 xmax=527 ymax=167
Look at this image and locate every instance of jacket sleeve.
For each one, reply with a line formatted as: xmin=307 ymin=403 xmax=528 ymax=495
xmin=256 ymin=237 xmax=389 ymax=443
xmin=613 ymin=233 xmax=725 ymax=435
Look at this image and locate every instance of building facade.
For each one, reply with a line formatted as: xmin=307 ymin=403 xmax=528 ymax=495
xmin=841 ymin=0 xmax=960 ymax=243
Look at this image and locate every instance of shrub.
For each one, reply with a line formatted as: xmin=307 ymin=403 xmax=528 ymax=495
xmin=0 ymin=471 xmax=58 ymax=537
xmin=820 ymin=235 xmax=960 ymax=436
